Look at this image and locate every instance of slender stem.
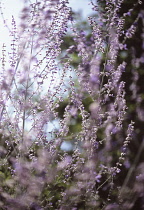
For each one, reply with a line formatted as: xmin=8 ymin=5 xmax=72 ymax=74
xmin=119 ymin=138 xmax=144 ymax=196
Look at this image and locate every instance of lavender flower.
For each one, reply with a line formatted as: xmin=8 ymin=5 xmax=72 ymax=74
xmin=0 ymin=0 xmax=143 ymax=209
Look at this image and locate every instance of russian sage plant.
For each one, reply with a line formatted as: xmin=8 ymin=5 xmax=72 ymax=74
xmin=0 ymin=0 xmax=143 ymax=209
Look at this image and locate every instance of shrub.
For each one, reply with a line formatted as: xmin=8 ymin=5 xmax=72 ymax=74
xmin=0 ymin=0 xmax=144 ymax=209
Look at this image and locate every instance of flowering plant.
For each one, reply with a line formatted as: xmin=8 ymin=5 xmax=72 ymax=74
xmin=0 ymin=0 xmax=144 ymax=209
